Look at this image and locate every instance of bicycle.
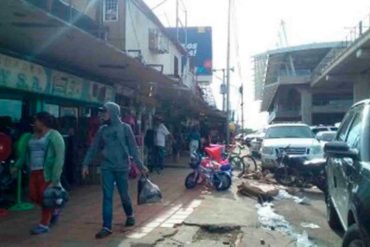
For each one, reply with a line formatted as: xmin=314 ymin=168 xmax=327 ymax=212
xmin=225 ymin=143 xmax=258 ymax=174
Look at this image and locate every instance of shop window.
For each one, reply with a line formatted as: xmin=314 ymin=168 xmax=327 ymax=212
xmin=44 ymin=104 xmax=60 ymax=118
xmin=103 ymin=0 xmax=118 ymax=22
xmin=61 ymin=107 xmax=78 ymax=117
xmin=0 ymin=99 xmax=22 ymax=122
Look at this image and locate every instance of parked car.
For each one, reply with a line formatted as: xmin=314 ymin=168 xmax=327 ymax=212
xmin=316 ymin=130 xmax=337 ymax=145
xmin=243 ymin=131 xmax=264 ymax=147
xmin=311 ymin=125 xmax=338 ymax=135
xmin=261 ymin=123 xmax=323 ymax=168
xmin=325 ymin=100 xmax=370 ymax=247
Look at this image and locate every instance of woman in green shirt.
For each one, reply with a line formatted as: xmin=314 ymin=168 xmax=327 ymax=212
xmin=14 ymin=112 xmax=65 ymax=235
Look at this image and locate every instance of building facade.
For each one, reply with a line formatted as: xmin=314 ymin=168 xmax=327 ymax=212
xmin=258 ymin=42 xmax=353 ymax=125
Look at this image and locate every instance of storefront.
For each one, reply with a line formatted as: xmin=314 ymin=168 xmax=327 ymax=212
xmin=0 ymin=52 xmax=116 ymax=189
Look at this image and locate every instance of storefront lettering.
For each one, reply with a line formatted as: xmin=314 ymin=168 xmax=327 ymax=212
xmin=16 ymin=73 xmax=28 ymax=89
xmin=32 ymin=76 xmax=43 ymax=91
xmin=0 ymin=68 xmax=11 ymax=85
xmin=52 ymin=72 xmax=83 ymax=99
xmin=0 ymin=54 xmax=48 ymax=92
xmin=0 ymin=53 xmax=115 ymax=103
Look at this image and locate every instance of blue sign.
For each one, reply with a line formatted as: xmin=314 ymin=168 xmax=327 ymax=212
xmin=167 ymin=27 xmax=213 ymax=76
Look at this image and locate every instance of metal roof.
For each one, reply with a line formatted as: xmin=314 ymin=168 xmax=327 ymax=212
xmin=0 ymin=0 xmax=183 ymax=88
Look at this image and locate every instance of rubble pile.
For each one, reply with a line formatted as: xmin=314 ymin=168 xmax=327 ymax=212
xmin=237 ymin=181 xmax=279 ymax=200
xmin=241 ymin=169 xmax=277 ymax=184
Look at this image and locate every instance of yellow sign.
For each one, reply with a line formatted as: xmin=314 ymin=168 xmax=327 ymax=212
xmin=0 ymin=54 xmax=48 ymax=92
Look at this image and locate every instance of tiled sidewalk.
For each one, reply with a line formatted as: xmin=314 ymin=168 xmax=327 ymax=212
xmin=0 ymin=168 xmax=203 ymax=247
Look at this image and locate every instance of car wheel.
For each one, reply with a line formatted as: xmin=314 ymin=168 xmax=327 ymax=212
xmin=326 ymin=195 xmax=342 ymax=230
xmin=343 ymin=224 xmax=365 ymax=247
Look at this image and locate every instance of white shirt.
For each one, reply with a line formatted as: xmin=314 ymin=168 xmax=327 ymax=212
xmin=155 ymin=123 xmax=170 ymax=147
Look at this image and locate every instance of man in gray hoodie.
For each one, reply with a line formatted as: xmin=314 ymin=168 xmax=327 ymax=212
xmin=82 ymin=102 xmax=148 ymax=239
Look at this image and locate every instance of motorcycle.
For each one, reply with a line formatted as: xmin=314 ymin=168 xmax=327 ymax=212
xmin=274 ymin=146 xmax=327 ymax=192
xmin=185 ymin=146 xmax=232 ymax=191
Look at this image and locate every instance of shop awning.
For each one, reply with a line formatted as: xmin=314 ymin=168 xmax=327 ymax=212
xmin=0 ymin=0 xmax=179 ymax=90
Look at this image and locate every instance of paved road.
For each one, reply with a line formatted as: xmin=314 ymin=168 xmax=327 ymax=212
xmin=0 ymin=167 xmax=342 ymax=247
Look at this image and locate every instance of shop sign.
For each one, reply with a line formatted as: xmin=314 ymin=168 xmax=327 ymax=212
xmin=51 ymin=71 xmax=83 ymax=100
xmin=0 ymin=53 xmax=116 ymax=104
xmin=0 ymin=54 xmax=48 ymax=93
xmin=167 ymin=27 xmax=213 ymax=76
xmin=88 ymin=82 xmax=115 ymax=103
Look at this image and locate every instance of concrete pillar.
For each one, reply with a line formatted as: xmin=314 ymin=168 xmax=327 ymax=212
xmin=300 ymin=89 xmax=312 ymax=125
xmin=354 ymin=74 xmax=370 ymax=103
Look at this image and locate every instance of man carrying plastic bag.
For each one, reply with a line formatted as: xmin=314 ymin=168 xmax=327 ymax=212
xmin=82 ymin=102 xmax=148 ymax=239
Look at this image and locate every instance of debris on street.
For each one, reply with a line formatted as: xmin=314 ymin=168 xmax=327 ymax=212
xmin=256 ymin=203 xmax=317 ymax=247
xmin=237 ymin=181 xmax=279 ymax=200
xmin=275 ymin=190 xmax=311 ymax=205
xmin=301 ymin=223 xmax=320 ymax=229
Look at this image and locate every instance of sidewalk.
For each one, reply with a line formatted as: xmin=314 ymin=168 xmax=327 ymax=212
xmin=0 ymin=168 xmax=202 ymax=247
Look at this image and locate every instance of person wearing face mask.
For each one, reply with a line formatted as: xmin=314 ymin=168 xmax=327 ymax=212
xmin=82 ymin=102 xmax=148 ymax=239
xmin=13 ymin=112 xmax=65 ymax=235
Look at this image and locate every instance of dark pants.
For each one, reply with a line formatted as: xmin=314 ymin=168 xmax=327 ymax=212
xmin=155 ymin=146 xmax=165 ymax=170
xmin=101 ymin=170 xmax=133 ymax=230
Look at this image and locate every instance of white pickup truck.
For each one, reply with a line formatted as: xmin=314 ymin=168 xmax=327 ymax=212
xmin=261 ymin=123 xmax=324 ymax=168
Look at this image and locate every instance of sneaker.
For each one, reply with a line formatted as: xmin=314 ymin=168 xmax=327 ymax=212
xmin=49 ymin=214 xmax=60 ymax=227
xmin=95 ymin=228 xmax=112 ymax=239
xmin=125 ymin=216 xmax=136 ymax=227
xmin=30 ymin=225 xmax=49 ymax=235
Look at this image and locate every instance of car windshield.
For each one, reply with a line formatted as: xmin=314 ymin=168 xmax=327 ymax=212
xmin=265 ymin=126 xmax=314 ymax=139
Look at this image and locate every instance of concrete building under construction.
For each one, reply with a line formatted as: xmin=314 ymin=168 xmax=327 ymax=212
xmin=255 ymin=42 xmax=353 ymax=125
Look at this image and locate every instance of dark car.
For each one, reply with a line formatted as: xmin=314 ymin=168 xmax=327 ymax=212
xmin=324 ymin=100 xmax=370 ymax=247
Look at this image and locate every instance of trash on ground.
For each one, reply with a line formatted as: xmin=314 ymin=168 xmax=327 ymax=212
xmin=256 ymin=202 xmax=290 ymax=233
xmin=301 ymin=223 xmax=320 ymax=229
xmin=238 ymin=181 xmax=279 ymax=200
xmin=256 ymin=203 xmax=317 ymax=247
xmin=296 ymin=231 xmax=316 ymax=247
xmin=274 ymin=190 xmax=310 ymax=205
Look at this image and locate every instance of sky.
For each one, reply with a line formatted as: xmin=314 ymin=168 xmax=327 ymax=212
xmin=144 ymin=0 xmax=370 ymax=130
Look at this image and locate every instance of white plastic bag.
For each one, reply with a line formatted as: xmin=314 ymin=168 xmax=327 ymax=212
xmin=137 ymin=175 xmax=162 ymax=205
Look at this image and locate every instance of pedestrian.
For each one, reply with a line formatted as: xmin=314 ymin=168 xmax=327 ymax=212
xmin=188 ymin=125 xmax=201 ymax=156
xmin=13 ymin=112 xmax=65 ymax=235
xmin=153 ymin=116 xmax=170 ymax=172
xmin=172 ymin=128 xmax=182 ymax=163
xmin=82 ymin=102 xmax=148 ymax=239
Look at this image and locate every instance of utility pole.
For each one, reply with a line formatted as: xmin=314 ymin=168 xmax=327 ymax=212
xmin=226 ymin=0 xmax=232 ymax=145
xmin=176 ymin=0 xmax=179 ymax=40
xmin=222 ymin=69 xmax=226 ymax=111
xmin=240 ymin=84 xmax=244 ymax=138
